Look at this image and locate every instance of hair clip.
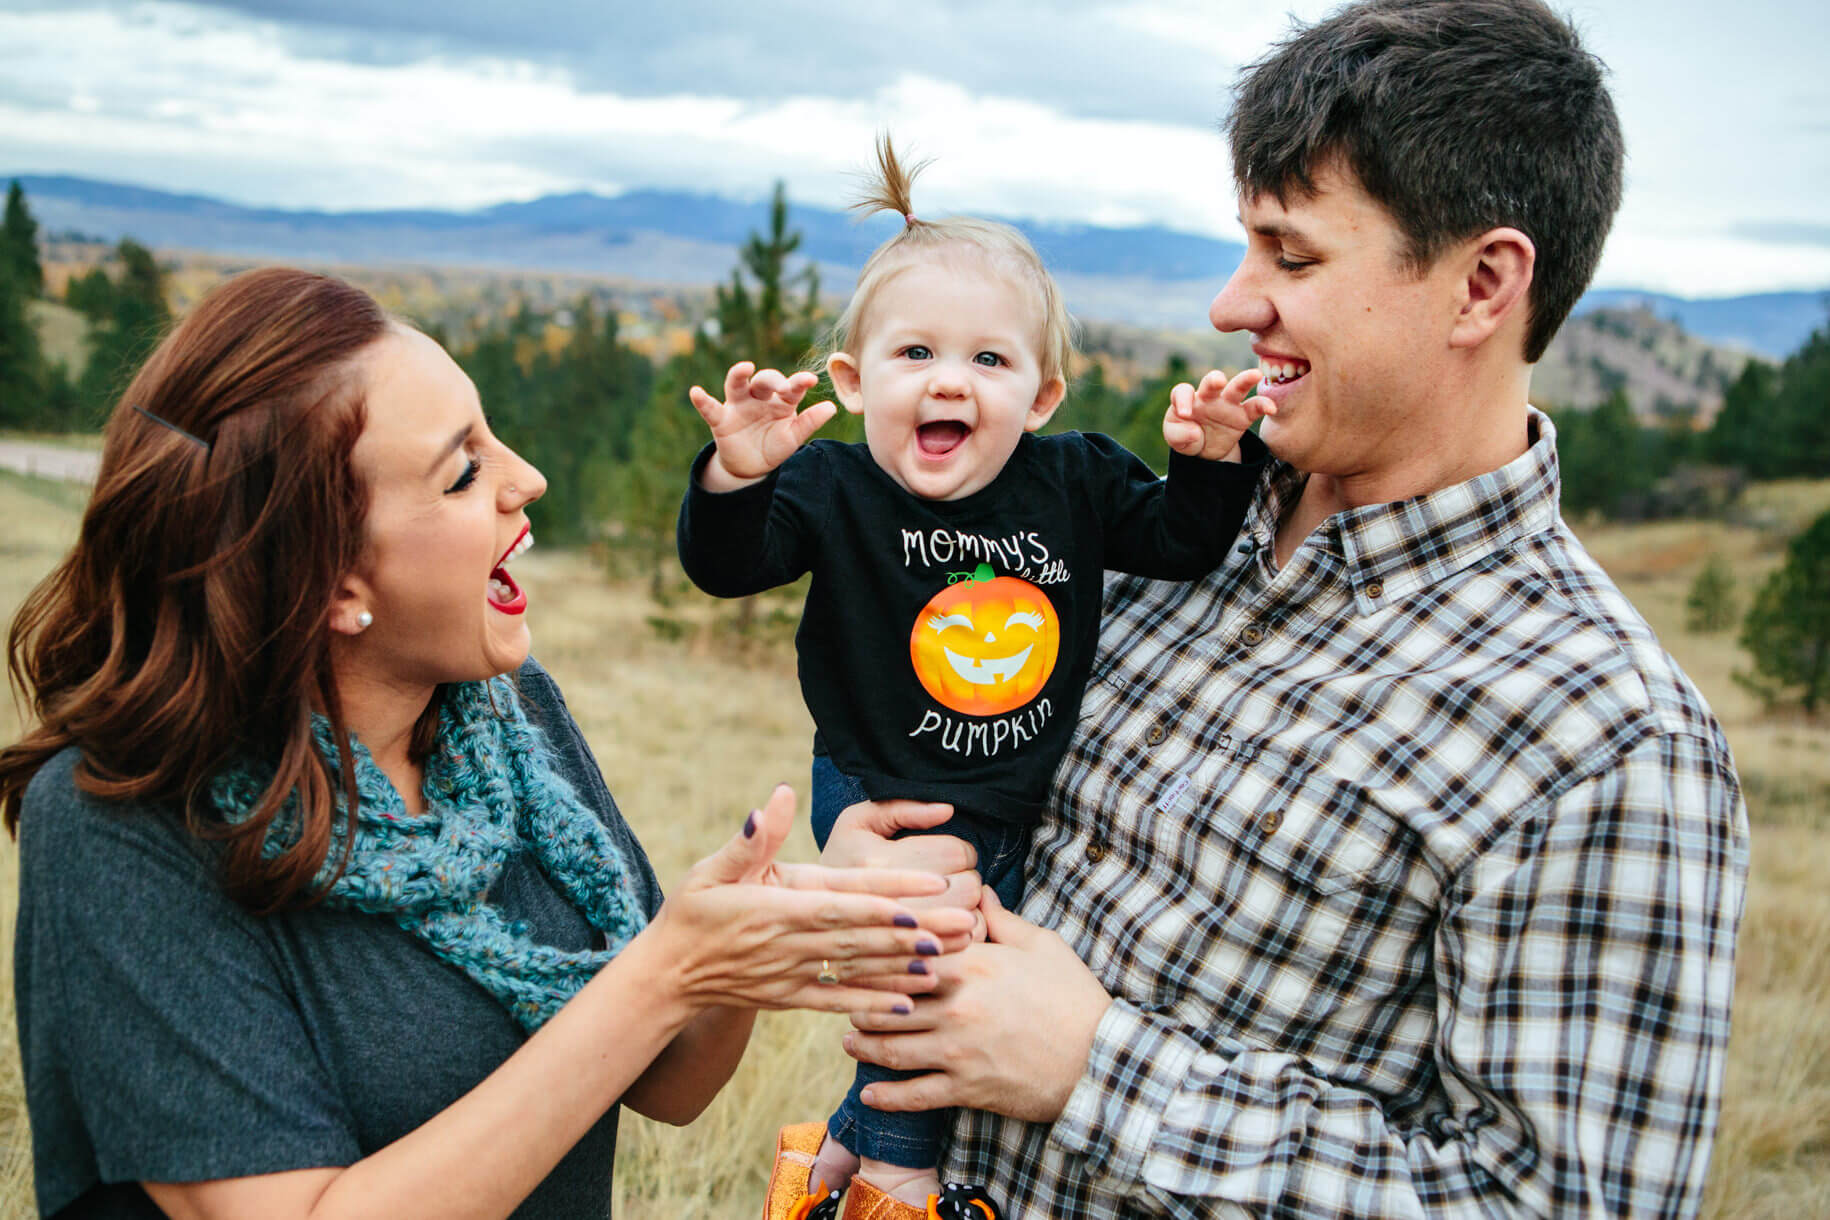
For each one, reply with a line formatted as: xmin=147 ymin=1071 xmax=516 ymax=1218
xmin=133 ymin=404 xmax=211 ymax=452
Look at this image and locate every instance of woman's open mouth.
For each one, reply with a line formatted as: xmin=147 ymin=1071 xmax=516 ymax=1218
xmin=489 ymin=526 xmax=533 ymax=615
xmin=917 ymin=420 xmax=970 ymax=458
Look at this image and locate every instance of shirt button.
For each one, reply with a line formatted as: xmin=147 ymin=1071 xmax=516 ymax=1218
xmin=1144 ymin=722 xmax=1167 ymax=745
xmin=1260 ymin=810 xmax=1284 ymax=834
xmin=1239 ymin=625 xmax=1265 ymax=647
xmin=1235 ymin=539 xmax=1255 ymax=555
xmin=1086 ymin=839 xmax=1109 ymax=863
xmin=1366 ymin=579 xmax=1384 ymax=599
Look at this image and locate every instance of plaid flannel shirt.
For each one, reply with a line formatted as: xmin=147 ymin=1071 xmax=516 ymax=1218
xmin=945 ymin=411 xmax=1748 ymax=1218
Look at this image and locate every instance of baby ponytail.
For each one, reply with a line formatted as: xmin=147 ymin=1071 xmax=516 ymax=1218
xmin=851 ymin=132 xmax=932 ymax=230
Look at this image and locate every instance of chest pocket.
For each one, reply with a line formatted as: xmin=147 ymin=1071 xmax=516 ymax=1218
xmin=1122 ymin=743 xmax=1432 ymax=1025
xmin=1211 ymin=747 xmax=1408 ymax=895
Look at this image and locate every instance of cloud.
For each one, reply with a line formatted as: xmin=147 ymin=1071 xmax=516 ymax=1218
xmin=0 ymin=5 xmax=1247 ymax=235
xmin=1732 ymin=222 xmax=1830 ymax=249
xmin=50 ymin=0 xmax=1311 ymax=128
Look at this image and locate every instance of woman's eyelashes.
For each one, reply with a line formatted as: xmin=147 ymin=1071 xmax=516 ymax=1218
xmin=446 ymin=454 xmax=483 ymax=494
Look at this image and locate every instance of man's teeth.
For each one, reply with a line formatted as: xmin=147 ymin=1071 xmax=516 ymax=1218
xmin=1260 ymin=360 xmax=1311 ymax=384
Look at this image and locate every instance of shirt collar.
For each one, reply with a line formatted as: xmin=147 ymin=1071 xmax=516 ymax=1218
xmin=1241 ymin=408 xmax=1563 ymax=611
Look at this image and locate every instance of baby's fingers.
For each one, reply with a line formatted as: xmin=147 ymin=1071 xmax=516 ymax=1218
xmin=687 ymin=384 xmax=725 ymax=426
xmin=777 ymin=369 xmax=821 ymax=408
xmin=722 ymin=361 xmax=757 ymax=403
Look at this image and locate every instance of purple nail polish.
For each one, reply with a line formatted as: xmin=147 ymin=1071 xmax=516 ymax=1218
xmin=742 ymin=810 xmax=757 ymax=839
xmin=893 ymin=913 xmax=918 ymax=928
xmin=908 ymin=960 xmax=929 ymax=975
xmin=893 ymin=1002 xmax=912 ymax=1015
xmin=917 ymin=939 xmax=940 ymax=956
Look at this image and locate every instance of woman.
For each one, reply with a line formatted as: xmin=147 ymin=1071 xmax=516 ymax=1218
xmin=0 ymin=268 xmax=973 ymax=1219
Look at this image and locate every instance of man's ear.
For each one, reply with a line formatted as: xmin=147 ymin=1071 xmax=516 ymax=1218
xmin=1449 ymin=227 xmax=1534 ymax=350
xmin=1024 ymin=375 xmax=1067 ymax=432
xmin=827 ymin=352 xmax=865 ymax=415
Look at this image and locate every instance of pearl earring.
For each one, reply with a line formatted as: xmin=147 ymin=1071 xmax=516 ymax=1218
xmin=355 ymin=611 xmax=373 ymax=630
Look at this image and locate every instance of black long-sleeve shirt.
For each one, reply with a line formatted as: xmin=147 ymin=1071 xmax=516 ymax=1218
xmin=678 ymin=431 xmax=1264 ymax=822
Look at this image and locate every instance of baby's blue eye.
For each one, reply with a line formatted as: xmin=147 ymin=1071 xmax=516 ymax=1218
xmin=974 ymin=351 xmax=1006 ymax=368
xmin=901 ymin=345 xmax=932 ymax=361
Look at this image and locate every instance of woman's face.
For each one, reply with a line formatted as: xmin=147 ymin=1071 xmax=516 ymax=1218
xmin=340 ymin=325 xmax=546 ymax=691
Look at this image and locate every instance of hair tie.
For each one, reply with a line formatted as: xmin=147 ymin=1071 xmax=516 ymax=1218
xmin=133 ymin=404 xmax=211 ymax=452
xmin=904 ymin=212 xmax=917 ymax=227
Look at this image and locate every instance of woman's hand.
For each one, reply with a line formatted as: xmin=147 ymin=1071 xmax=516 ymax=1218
xmin=643 ymin=784 xmax=976 ymax=1017
xmin=690 ymin=362 xmax=836 ymax=490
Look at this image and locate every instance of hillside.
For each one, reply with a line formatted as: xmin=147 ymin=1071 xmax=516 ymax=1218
xmin=16 ymin=173 xmax=1825 ymax=358
xmin=1531 ymin=306 xmax=1747 ymax=421
xmin=34 ymin=245 xmax=1755 ymax=419
xmin=24 ymin=301 xmax=90 ymax=380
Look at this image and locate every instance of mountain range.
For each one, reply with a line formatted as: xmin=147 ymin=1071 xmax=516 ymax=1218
xmin=13 ymin=173 xmax=1824 ymax=360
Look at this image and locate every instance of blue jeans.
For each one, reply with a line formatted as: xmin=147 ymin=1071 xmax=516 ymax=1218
xmin=808 ymin=755 xmax=1031 ymax=1168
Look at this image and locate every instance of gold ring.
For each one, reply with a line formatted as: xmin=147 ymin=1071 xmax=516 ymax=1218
xmin=817 ymin=959 xmax=840 ymax=986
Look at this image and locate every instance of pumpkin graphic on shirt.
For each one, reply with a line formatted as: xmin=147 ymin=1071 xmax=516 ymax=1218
xmin=909 ymin=566 xmax=1061 ymax=717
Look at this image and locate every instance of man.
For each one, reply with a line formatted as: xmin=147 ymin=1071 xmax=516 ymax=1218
xmin=825 ymin=1 xmax=1749 ymax=1215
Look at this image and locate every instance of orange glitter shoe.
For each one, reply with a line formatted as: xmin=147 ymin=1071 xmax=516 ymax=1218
xmin=840 ymin=1177 xmax=1002 ymax=1219
xmin=763 ymin=1123 xmax=840 ymax=1220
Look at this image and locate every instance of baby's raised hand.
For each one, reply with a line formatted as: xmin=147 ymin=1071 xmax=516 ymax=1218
xmin=689 ymin=362 xmax=837 ymax=487
xmin=1163 ymin=368 xmax=1275 ymax=462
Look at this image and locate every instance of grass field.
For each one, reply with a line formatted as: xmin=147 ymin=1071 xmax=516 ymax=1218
xmin=0 ymin=469 xmax=1825 ymax=1218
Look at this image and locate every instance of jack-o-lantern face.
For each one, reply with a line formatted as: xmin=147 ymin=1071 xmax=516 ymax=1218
xmin=910 ymin=572 xmax=1060 ymax=717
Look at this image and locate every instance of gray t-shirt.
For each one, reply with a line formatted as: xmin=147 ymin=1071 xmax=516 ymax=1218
xmin=14 ymin=660 xmax=664 ymax=1218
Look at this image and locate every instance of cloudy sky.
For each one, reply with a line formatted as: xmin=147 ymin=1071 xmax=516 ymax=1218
xmin=1 ymin=0 xmax=1825 ymax=297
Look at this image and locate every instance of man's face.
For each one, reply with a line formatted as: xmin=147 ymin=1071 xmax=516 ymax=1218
xmin=1208 ymin=164 xmax=1465 ymax=481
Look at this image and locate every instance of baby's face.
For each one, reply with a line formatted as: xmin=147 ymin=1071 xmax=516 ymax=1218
xmin=829 ymin=257 xmax=1063 ymax=501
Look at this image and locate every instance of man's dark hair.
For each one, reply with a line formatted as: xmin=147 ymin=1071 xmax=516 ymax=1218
xmin=1227 ymin=0 xmax=1623 ymax=362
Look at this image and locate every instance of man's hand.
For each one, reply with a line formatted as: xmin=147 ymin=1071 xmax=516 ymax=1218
xmin=689 ymin=362 xmax=837 ymax=489
xmin=842 ymin=891 xmax=1113 ymax=1123
xmin=1163 ymin=367 xmax=1273 ymax=461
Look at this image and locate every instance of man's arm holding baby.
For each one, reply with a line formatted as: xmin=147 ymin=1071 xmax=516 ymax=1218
xmin=830 ymin=745 xmax=1745 ymax=1219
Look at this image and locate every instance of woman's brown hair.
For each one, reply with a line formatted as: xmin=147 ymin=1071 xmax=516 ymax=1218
xmin=0 ymin=267 xmax=391 ymax=913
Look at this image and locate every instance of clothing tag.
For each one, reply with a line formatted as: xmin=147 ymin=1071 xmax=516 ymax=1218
xmin=1157 ymin=770 xmax=1194 ymax=813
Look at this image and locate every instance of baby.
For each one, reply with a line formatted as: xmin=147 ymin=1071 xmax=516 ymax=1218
xmin=678 ymin=136 xmax=1270 ymax=1218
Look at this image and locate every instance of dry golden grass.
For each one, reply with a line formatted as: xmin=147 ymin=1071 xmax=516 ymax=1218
xmin=0 ymin=469 xmax=1824 ymax=1218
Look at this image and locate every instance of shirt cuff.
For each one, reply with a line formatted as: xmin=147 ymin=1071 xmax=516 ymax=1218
xmin=1049 ymin=999 xmax=1203 ymax=1192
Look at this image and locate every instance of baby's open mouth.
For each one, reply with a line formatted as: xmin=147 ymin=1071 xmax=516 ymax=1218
xmin=917 ymin=421 xmax=970 ymax=457
xmin=489 ymin=527 xmax=533 ymax=614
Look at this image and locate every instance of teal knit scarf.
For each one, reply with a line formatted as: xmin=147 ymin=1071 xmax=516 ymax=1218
xmin=212 ymin=677 xmax=647 ymax=1032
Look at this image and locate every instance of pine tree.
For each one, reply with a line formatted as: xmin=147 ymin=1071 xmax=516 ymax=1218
xmin=2 ymin=181 xmax=44 ymax=299
xmin=0 ymin=255 xmax=47 ymax=427
xmin=78 ymin=238 xmax=172 ymax=416
xmin=1685 ymin=554 xmax=1736 ymax=634
xmin=1705 ymin=359 xmax=1777 ymax=476
xmin=1737 ymin=509 xmax=1830 ymax=715
xmin=611 ymin=183 xmax=830 ymax=608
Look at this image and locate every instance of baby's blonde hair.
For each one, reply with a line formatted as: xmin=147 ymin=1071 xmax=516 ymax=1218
xmin=823 ymin=134 xmax=1075 ymax=387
